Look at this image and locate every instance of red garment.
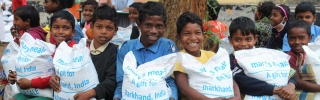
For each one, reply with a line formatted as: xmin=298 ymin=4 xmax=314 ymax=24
xmin=203 ymin=20 xmax=228 ymax=39
xmin=288 ymin=50 xmax=306 ymax=70
xmin=31 ymin=39 xmax=76 ymax=89
xmin=12 ymin=0 xmax=27 ymax=12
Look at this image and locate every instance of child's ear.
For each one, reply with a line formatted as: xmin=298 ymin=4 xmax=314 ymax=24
xmin=253 ymin=35 xmax=258 ymax=44
xmin=26 ymin=19 xmax=30 ymax=26
xmin=72 ymin=29 xmax=75 ymax=36
xmin=309 ymin=35 xmax=312 ymax=42
xmin=228 ymin=36 xmax=233 ymax=45
xmin=314 ymin=14 xmax=317 ymax=22
xmin=90 ymin=23 xmax=93 ymax=29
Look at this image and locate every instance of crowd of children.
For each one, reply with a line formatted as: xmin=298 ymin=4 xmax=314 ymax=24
xmin=2 ymin=0 xmax=320 ymax=100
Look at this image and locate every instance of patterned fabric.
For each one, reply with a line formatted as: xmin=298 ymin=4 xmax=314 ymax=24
xmin=255 ymin=17 xmax=272 ymax=48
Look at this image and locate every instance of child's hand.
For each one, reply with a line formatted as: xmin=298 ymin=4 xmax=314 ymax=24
xmin=8 ymin=71 xmax=17 ymax=84
xmin=73 ymin=89 xmax=96 ymax=100
xmin=273 ymin=87 xmax=282 ymax=94
xmin=17 ymin=78 xmax=32 ymax=89
xmin=10 ymin=26 xmax=18 ymax=37
xmin=278 ymin=83 xmax=296 ymax=99
xmin=49 ymin=74 xmax=61 ymax=92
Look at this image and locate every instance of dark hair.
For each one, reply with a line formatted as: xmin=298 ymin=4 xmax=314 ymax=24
xmin=51 ymin=0 xmax=75 ymax=11
xmin=273 ymin=4 xmax=291 ymax=20
xmin=91 ymin=4 xmax=118 ymax=26
xmin=176 ymin=12 xmax=203 ymax=35
xmin=287 ymin=19 xmax=311 ymax=36
xmin=257 ymin=1 xmax=275 ymax=18
xmin=129 ymin=2 xmax=143 ymax=11
xmin=14 ymin=5 xmax=40 ymax=28
xmin=295 ymin=1 xmax=315 ymax=16
xmin=229 ymin=16 xmax=256 ymax=37
xmin=82 ymin=0 xmax=98 ymax=10
xmin=138 ymin=1 xmax=166 ymax=25
xmin=207 ymin=0 xmax=221 ymax=20
xmin=50 ymin=10 xmax=75 ymax=30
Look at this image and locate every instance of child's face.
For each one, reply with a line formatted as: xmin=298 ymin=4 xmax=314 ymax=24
xmin=129 ymin=7 xmax=139 ymax=23
xmin=83 ymin=5 xmax=94 ymax=22
xmin=270 ymin=9 xmax=287 ymax=26
xmin=50 ymin=18 xmax=75 ymax=45
xmin=228 ymin=30 xmax=257 ymax=51
xmin=288 ymin=28 xmax=311 ymax=54
xmin=43 ymin=0 xmax=58 ymax=13
xmin=295 ymin=11 xmax=316 ymax=25
xmin=91 ymin=19 xmax=117 ymax=46
xmin=138 ymin=15 xmax=165 ymax=48
xmin=179 ymin=23 xmax=204 ymax=57
xmin=13 ymin=14 xmax=28 ymax=31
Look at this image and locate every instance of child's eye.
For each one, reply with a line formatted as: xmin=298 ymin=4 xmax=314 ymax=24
xmin=145 ymin=24 xmax=151 ymax=28
xmin=196 ymin=32 xmax=202 ymax=34
xmin=299 ymin=36 xmax=305 ymax=40
xmin=96 ymin=26 xmax=102 ymax=29
xmin=246 ymin=38 xmax=252 ymax=41
xmin=156 ymin=25 xmax=164 ymax=29
xmin=236 ymin=39 xmax=241 ymax=42
xmin=63 ymin=27 xmax=70 ymax=30
xmin=107 ymin=27 xmax=113 ymax=30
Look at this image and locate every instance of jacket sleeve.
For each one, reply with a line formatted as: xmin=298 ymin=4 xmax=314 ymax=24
xmin=31 ymin=76 xmax=51 ymax=89
xmin=93 ymin=53 xmax=117 ymax=99
xmin=230 ymin=54 xmax=275 ymax=96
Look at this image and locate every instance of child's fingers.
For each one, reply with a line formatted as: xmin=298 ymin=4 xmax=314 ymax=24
xmin=73 ymin=93 xmax=79 ymax=99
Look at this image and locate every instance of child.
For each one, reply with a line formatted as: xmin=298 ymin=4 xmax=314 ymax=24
xmin=114 ymin=1 xmax=178 ymax=100
xmin=267 ymin=4 xmax=290 ymax=51
xmin=174 ymin=12 xmax=240 ymax=100
xmin=7 ymin=7 xmax=76 ymax=100
xmin=128 ymin=2 xmax=143 ymax=40
xmin=282 ymin=1 xmax=320 ymax=52
xmin=203 ymin=0 xmax=228 ymax=52
xmin=10 ymin=5 xmax=47 ymax=45
xmin=81 ymin=0 xmax=98 ymax=41
xmin=73 ymin=5 xmax=118 ymax=100
xmin=255 ymin=1 xmax=275 ymax=48
xmin=287 ymin=20 xmax=320 ymax=99
xmin=229 ymin=17 xmax=297 ymax=100
xmin=43 ymin=0 xmax=84 ymax=44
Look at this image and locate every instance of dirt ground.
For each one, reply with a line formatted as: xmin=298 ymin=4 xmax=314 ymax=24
xmin=0 ymin=42 xmax=9 ymax=71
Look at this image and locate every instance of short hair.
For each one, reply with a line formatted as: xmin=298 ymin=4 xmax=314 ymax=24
xmin=138 ymin=1 xmax=167 ymax=25
xmin=257 ymin=1 xmax=275 ymax=18
xmin=295 ymin=1 xmax=316 ymax=16
xmin=13 ymin=5 xmax=40 ymax=27
xmin=82 ymin=0 xmax=98 ymax=10
xmin=51 ymin=0 xmax=75 ymax=11
xmin=273 ymin=4 xmax=291 ymax=20
xmin=91 ymin=4 xmax=118 ymax=26
xmin=50 ymin=10 xmax=75 ymax=30
xmin=229 ymin=16 xmax=257 ymax=37
xmin=129 ymin=2 xmax=143 ymax=11
xmin=176 ymin=12 xmax=203 ymax=35
xmin=207 ymin=0 xmax=221 ymax=20
xmin=287 ymin=19 xmax=311 ymax=36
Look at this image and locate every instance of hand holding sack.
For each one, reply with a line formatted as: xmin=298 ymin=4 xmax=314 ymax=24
xmin=53 ymin=38 xmax=99 ymax=100
xmin=179 ymin=48 xmax=234 ymax=98
xmin=122 ymin=51 xmax=177 ymax=100
xmin=16 ymin=33 xmax=55 ymax=98
xmin=235 ymin=48 xmax=291 ymax=100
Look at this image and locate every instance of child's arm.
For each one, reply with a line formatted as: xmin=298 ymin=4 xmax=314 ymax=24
xmin=234 ymin=70 xmax=278 ymax=96
xmin=294 ymin=72 xmax=320 ymax=92
xmin=174 ymin=71 xmax=219 ymax=100
xmin=227 ymin=80 xmax=241 ymax=100
xmin=113 ymin=46 xmax=127 ymax=100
